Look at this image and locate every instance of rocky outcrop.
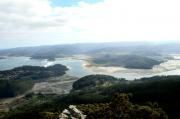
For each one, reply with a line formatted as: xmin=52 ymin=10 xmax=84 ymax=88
xmin=59 ymin=105 xmax=86 ymax=119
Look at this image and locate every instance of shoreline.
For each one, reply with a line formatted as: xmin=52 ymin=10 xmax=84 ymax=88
xmin=1 ymin=55 xmax=180 ymax=79
xmin=80 ymin=56 xmax=180 ymax=76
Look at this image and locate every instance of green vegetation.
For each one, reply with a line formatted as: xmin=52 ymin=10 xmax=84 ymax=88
xmin=64 ymin=75 xmax=179 ymax=118
xmin=77 ymin=93 xmax=168 ymax=119
xmin=5 ymin=94 xmax=68 ymax=119
xmin=31 ymin=53 xmax=57 ymax=61
xmin=3 ymin=74 xmax=180 ymax=118
xmin=71 ymin=75 xmax=180 ymax=118
xmin=0 ymin=64 xmax=68 ymax=80
xmin=0 ymin=80 xmax=34 ymax=98
xmin=4 ymin=93 xmax=168 ymax=119
xmin=92 ymin=54 xmax=162 ymax=69
xmin=72 ymin=74 xmax=125 ymax=91
xmin=2 ymin=42 xmax=180 ymax=118
xmin=0 ymin=64 xmax=68 ymax=98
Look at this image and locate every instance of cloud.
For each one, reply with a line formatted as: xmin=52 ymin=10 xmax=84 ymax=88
xmin=65 ymin=0 xmax=180 ymax=42
xmin=0 ymin=0 xmax=66 ymax=31
xmin=0 ymin=0 xmax=180 ymax=48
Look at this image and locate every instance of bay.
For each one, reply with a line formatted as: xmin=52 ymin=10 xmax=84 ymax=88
xmin=0 ymin=56 xmax=180 ymax=80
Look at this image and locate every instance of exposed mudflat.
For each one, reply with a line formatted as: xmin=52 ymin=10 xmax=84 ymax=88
xmin=82 ymin=54 xmax=180 ymax=79
xmin=32 ymin=75 xmax=78 ymax=94
xmin=0 ymin=75 xmax=78 ymax=115
xmin=1 ymin=54 xmax=180 ymax=80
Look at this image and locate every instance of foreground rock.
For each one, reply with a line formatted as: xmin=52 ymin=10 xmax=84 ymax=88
xmin=59 ymin=105 xmax=86 ymax=119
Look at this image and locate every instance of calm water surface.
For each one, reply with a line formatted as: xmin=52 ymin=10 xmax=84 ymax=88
xmin=0 ymin=57 xmax=92 ymax=78
xmin=0 ymin=56 xmax=180 ymax=80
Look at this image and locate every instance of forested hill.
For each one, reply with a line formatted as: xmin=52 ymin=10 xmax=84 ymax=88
xmin=0 ymin=64 xmax=68 ymax=80
xmin=70 ymin=75 xmax=180 ymax=118
xmin=91 ymin=54 xmax=162 ymax=69
xmin=0 ymin=64 xmax=68 ymax=98
xmin=72 ymin=75 xmax=124 ymax=91
xmin=5 ymin=75 xmax=180 ymax=119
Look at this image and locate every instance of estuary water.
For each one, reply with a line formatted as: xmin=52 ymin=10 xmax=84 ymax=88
xmin=0 ymin=56 xmax=180 ymax=80
xmin=0 ymin=57 xmax=92 ymax=77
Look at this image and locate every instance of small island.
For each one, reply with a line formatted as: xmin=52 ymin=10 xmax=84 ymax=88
xmin=0 ymin=64 xmax=68 ymax=80
xmin=91 ymin=54 xmax=162 ymax=69
xmin=30 ymin=53 xmax=56 ymax=61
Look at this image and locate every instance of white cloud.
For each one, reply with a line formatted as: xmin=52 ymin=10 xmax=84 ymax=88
xmin=0 ymin=0 xmax=180 ymax=48
xmin=0 ymin=0 xmax=65 ymax=32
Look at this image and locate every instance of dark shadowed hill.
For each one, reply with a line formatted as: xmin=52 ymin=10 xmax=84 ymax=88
xmin=5 ymin=75 xmax=180 ymax=119
xmin=0 ymin=64 xmax=68 ymax=98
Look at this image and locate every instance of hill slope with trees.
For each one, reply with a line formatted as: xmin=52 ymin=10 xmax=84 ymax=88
xmin=0 ymin=64 xmax=68 ymax=98
xmin=3 ymin=75 xmax=180 ymax=119
xmin=91 ymin=54 xmax=162 ymax=69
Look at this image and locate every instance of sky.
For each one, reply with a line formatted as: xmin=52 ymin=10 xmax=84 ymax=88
xmin=0 ymin=0 xmax=180 ymax=49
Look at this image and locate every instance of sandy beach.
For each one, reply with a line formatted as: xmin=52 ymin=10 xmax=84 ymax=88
xmin=81 ymin=54 xmax=180 ymax=76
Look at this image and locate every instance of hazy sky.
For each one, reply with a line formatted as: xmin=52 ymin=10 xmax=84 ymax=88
xmin=0 ymin=0 xmax=180 ymax=48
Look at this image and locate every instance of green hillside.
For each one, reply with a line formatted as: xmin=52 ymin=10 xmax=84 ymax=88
xmin=4 ymin=75 xmax=180 ymax=119
xmin=0 ymin=64 xmax=68 ymax=98
xmin=92 ymin=54 xmax=162 ymax=69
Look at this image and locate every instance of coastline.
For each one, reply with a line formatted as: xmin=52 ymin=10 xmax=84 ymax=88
xmin=80 ymin=55 xmax=180 ymax=76
xmin=1 ymin=54 xmax=180 ymax=79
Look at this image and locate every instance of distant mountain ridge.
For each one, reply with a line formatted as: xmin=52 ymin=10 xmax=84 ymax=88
xmin=0 ymin=42 xmax=180 ymax=61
